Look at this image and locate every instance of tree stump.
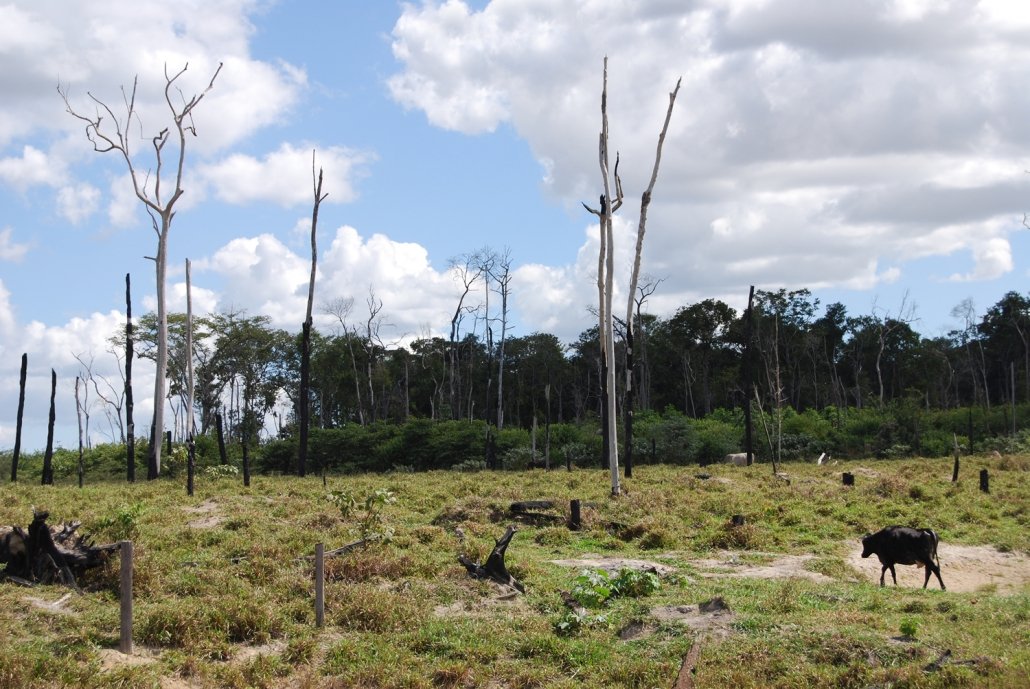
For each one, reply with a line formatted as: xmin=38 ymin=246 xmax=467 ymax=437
xmin=842 ymin=472 xmax=855 ymax=486
xmin=458 ymin=525 xmax=525 ymax=593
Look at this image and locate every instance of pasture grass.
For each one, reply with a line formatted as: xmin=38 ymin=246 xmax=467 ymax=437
xmin=0 ymin=455 xmax=1027 ymax=687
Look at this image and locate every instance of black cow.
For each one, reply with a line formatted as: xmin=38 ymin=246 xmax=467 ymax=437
xmin=861 ymin=526 xmax=945 ymax=590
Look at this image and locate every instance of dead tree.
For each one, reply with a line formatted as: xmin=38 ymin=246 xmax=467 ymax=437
xmin=583 ymin=60 xmax=680 ymax=495
xmin=125 ymin=273 xmax=135 ymax=482
xmin=622 ymin=76 xmax=680 ymax=481
xmin=458 ymin=525 xmax=525 ymax=593
xmin=11 ymin=352 xmax=26 ymax=482
xmin=299 ymin=153 xmax=328 ymax=477
xmin=42 ymin=370 xmax=56 ymax=486
xmin=1 ymin=511 xmax=117 ymax=588
xmin=61 ymin=62 xmax=222 ymax=478
xmin=582 ymin=58 xmax=624 ymax=496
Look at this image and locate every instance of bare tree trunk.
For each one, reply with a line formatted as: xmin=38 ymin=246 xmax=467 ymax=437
xmin=11 ymin=352 xmax=26 ymax=482
xmin=744 ymin=286 xmax=755 ymax=465
xmin=300 ymin=158 xmax=327 ymax=477
xmin=125 ymin=274 xmax=135 ymax=482
xmin=76 ymin=377 xmax=85 ymax=488
xmin=42 ymin=370 xmax=56 ymax=486
xmin=622 ymin=76 xmax=680 ymax=480
xmin=185 ymin=259 xmax=196 ymax=495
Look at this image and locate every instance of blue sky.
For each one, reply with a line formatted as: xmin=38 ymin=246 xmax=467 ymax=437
xmin=2 ymin=0 xmax=1030 ymax=450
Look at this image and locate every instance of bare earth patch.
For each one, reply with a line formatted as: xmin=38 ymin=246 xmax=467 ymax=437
xmin=233 ymin=640 xmax=287 ymax=665
xmin=690 ymin=552 xmax=833 ymax=584
xmin=548 ymin=555 xmax=678 ymax=576
xmin=182 ymin=499 xmax=224 ymax=529
xmin=651 ymin=597 xmax=735 ymax=638
xmin=845 ymin=543 xmax=1030 ymax=594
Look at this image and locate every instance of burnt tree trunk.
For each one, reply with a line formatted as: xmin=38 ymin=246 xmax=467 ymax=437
xmin=299 ymin=321 xmax=311 ymax=477
xmin=1 ymin=511 xmax=117 ymax=587
xmin=11 ymin=352 xmax=27 ymax=482
xmin=42 ymin=370 xmax=56 ymax=486
xmin=458 ymin=525 xmax=525 ymax=592
xmin=744 ymin=286 xmax=755 ymax=465
xmin=125 ymin=273 xmax=135 ymax=482
xmin=216 ymin=413 xmax=227 ymax=464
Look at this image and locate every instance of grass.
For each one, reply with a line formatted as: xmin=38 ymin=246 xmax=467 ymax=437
xmin=0 ymin=456 xmax=1027 ymax=687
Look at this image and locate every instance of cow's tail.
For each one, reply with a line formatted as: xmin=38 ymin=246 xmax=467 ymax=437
xmin=925 ymin=528 xmax=941 ymax=567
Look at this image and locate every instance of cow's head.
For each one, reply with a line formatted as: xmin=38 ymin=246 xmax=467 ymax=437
xmin=860 ymin=533 xmax=873 ymax=558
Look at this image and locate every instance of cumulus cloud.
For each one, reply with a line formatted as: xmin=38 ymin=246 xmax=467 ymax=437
xmin=184 ymin=226 xmax=473 ymax=342
xmin=388 ymin=0 xmax=1030 ymax=332
xmin=0 ymin=145 xmax=63 ymax=190
xmin=57 ymin=183 xmax=101 ymax=224
xmin=0 ymin=228 xmax=29 ymax=262
xmin=198 ymin=143 xmax=374 ymax=207
xmin=948 ymin=237 xmax=1014 ymax=282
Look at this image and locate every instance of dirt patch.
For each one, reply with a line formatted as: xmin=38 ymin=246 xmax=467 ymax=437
xmin=651 ymin=597 xmax=735 ymax=638
xmin=548 ymin=555 xmax=678 ymax=576
xmin=233 ymin=640 xmax=287 ymax=665
xmin=690 ymin=552 xmax=833 ymax=584
xmin=97 ymin=647 xmax=159 ymax=671
xmin=845 ymin=543 xmax=1030 ymax=594
xmin=183 ymin=499 xmax=223 ymax=528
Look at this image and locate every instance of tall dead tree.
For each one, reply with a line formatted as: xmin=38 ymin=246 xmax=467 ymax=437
xmin=42 ymin=370 xmax=56 ymax=486
xmin=582 ymin=58 xmax=624 ymax=496
xmin=61 ymin=62 xmax=222 ymax=478
xmin=623 ymin=76 xmax=680 ymax=479
xmin=583 ymin=59 xmax=679 ymax=496
xmin=185 ymin=259 xmax=196 ymax=495
xmin=125 ymin=273 xmax=135 ymax=482
xmin=11 ymin=352 xmax=26 ymax=482
xmin=299 ymin=153 xmax=327 ymax=477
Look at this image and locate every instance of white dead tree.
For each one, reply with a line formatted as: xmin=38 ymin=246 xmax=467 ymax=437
xmin=60 ymin=62 xmax=222 ymax=478
xmin=583 ymin=59 xmax=680 ymax=496
xmin=623 ymin=77 xmax=680 ymax=477
xmin=583 ymin=58 xmax=624 ymax=496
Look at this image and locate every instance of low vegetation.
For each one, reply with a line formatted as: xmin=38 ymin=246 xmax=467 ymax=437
xmin=0 ymin=456 xmax=1027 ymax=688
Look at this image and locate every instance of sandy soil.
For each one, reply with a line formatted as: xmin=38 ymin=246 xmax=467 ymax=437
xmin=551 ymin=544 xmax=1030 ymax=595
xmin=845 ymin=543 xmax=1030 ymax=594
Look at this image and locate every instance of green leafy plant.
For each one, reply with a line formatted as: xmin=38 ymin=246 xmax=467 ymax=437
xmin=204 ymin=464 xmax=239 ymax=478
xmin=569 ymin=567 xmax=662 ymax=608
xmin=92 ymin=502 xmax=146 ymax=541
xmin=327 ymin=488 xmax=397 ymax=543
xmin=899 ymin=618 xmax=919 ymax=638
xmin=554 ymin=609 xmax=610 ymax=636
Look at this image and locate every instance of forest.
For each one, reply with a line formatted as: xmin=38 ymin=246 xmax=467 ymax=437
xmin=21 ymin=284 xmax=1029 ymax=482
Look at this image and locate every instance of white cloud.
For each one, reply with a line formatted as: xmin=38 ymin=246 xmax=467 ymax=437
xmin=388 ymin=0 xmax=1030 ymax=331
xmin=107 ymin=175 xmax=141 ymax=228
xmin=198 ymin=143 xmax=373 ymax=207
xmin=0 ymin=228 xmax=29 ymax=262
xmin=948 ymin=237 xmax=1014 ymax=282
xmin=0 ymin=145 xmax=63 ymax=190
xmin=57 ymin=183 xmax=101 ymax=224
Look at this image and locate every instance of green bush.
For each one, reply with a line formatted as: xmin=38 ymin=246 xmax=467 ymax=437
xmin=691 ymin=416 xmax=740 ymax=465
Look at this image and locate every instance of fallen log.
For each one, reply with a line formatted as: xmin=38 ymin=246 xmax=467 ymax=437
xmin=1 ymin=510 xmax=116 ymax=588
xmin=458 ymin=525 xmax=525 ymax=593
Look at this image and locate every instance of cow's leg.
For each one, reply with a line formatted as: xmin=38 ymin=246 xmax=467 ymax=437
xmin=888 ymin=564 xmax=898 ymax=586
xmin=879 ymin=565 xmax=887 ymax=586
xmin=928 ymin=562 xmax=946 ymax=590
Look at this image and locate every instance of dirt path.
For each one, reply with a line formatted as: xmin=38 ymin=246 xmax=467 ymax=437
xmin=845 ymin=543 xmax=1030 ymax=594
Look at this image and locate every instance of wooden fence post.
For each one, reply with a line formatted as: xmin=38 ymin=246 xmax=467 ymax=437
xmin=979 ymin=469 xmax=989 ymax=494
xmin=119 ymin=541 xmax=133 ymax=654
xmin=315 ymin=543 xmax=325 ymax=627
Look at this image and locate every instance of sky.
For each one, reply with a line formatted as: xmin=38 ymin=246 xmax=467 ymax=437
xmin=2 ymin=0 xmax=1030 ymax=451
